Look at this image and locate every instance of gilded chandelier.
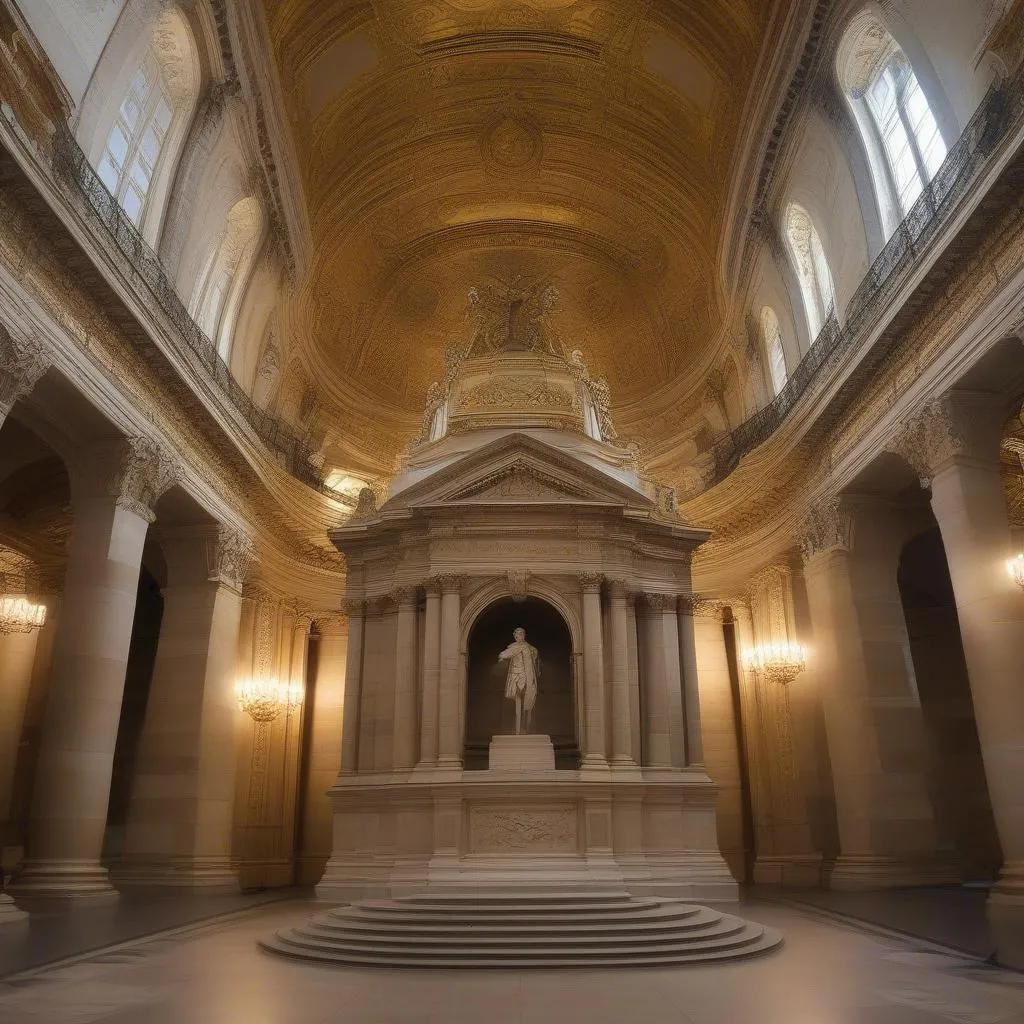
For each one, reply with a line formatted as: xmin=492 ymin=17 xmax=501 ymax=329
xmin=742 ymin=641 xmax=809 ymax=686
xmin=0 ymin=596 xmax=47 ymax=635
xmin=236 ymin=678 xmax=303 ymax=723
xmin=1006 ymin=554 xmax=1024 ymax=590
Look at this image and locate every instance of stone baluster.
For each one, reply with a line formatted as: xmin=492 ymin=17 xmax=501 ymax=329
xmin=578 ymin=573 xmax=607 ymax=769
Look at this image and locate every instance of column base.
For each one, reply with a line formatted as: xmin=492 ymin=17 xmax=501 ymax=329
xmin=988 ymin=860 xmax=1024 ymax=971
xmin=0 ymin=893 xmax=28 ymax=924
xmin=113 ymin=857 xmax=239 ymax=893
xmin=826 ymin=854 xmax=960 ymax=891
xmin=9 ymin=860 xmax=119 ymax=902
xmin=753 ymin=854 xmax=824 ymax=888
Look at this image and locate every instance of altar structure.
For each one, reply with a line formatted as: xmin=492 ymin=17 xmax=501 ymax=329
xmin=316 ymin=287 xmax=737 ymax=903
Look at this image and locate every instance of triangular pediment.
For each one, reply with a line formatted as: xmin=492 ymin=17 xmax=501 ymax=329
xmin=381 ymin=433 xmax=654 ymax=512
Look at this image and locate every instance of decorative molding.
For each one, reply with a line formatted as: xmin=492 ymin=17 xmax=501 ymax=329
xmin=392 ymin=585 xmax=418 ymax=607
xmin=206 ymin=525 xmax=254 ymax=592
xmin=606 ymin=578 xmax=631 ymax=601
xmin=800 ymin=496 xmax=854 ymax=561
xmin=0 ymin=325 xmax=50 ymax=416
xmin=341 ymin=598 xmax=365 ymax=618
xmin=435 ymin=572 xmax=465 ymax=595
xmin=469 ymin=807 xmax=576 ymax=853
xmin=577 ymin=572 xmax=603 ymax=593
xmin=507 ymin=569 xmax=530 ymax=602
xmin=643 ymin=592 xmax=677 ymax=613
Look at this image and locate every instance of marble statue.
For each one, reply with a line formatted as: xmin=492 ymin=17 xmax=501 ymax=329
xmin=498 ymin=627 xmax=540 ymax=735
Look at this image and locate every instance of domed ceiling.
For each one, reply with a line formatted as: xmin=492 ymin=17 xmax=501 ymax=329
xmin=261 ymin=0 xmax=787 ymax=483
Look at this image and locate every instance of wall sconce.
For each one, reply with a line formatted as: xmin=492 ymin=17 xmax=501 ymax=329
xmin=236 ymin=678 xmax=303 ymax=723
xmin=0 ymin=596 xmax=46 ymax=635
xmin=742 ymin=641 xmax=809 ymax=686
xmin=1007 ymin=554 xmax=1024 ymax=590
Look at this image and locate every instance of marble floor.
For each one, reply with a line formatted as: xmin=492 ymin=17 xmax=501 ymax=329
xmin=0 ymin=897 xmax=1022 ymax=1024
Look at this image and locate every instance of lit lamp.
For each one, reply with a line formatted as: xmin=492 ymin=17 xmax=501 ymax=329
xmin=0 ymin=595 xmax=46 ymax=635
xmin=742 ymin=641 xmax=809 ymax=686
xmin=236 ymin=677 xmax=303 ymax=723
xmin=1007 ymin=554 xmax=1024 ymax=590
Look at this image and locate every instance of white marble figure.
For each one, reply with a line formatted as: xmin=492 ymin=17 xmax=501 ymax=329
xmin=498 ymin=627 xmax=540 ymax=736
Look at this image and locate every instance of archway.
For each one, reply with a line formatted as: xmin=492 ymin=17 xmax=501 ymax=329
xmin=464 ymin=597 xmax=578 ymax=770
xmin=898 ymin=526 xmax=1001 ymax=881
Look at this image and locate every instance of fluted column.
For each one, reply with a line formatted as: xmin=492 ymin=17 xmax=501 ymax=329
xmin=119 ymin=524 xmax=251 ymax=890
xmin=639 ymin=595 xmax=672 ymax=769
xmin=436 ymin=574 xmax=464 ymax=769
xmin=392 ymin=587 xmax=419 ymax=771
xmin=417 ymin=579 xmax=442 ymax=768
xmin=339 ymin=599 xmax=364 ymax=774
xmin=607 ymin=580 xmax=634 ymax=767
xmin=677 ymin=597 xmax=704 ymax=766
xmin=14 ymin=437 xmax=177 ymax=899
xmin=578 ymin=573 xmax=607 ymax=768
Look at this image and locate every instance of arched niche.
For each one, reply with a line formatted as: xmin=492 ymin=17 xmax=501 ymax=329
xmin=463 ymin=596 xmax=579 ymax=771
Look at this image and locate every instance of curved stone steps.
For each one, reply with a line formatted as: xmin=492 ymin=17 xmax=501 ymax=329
xmin=260 ymin=892 xmax=783 ymax=969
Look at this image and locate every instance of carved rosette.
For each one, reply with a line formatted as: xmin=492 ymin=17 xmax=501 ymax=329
xmin=800 ymin=496 xmax=854 ymax=561
xmin=206 ymin=525 xmax=254 ymax=592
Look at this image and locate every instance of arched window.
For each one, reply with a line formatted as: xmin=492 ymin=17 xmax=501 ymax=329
xmin=190 ymin=197 xmax=264 ymax=358
xmin=838 ymin=16 xmax=947 ymax=233
xmin=784 ymin=203 xmax=835 ymax=341
xmin=97 ymin=60 xmax=172 ymax=226
xmin=761 ymin=306 xmax=788 ymax=396
xmin=89 ymin=9 xmax=200 ymax=241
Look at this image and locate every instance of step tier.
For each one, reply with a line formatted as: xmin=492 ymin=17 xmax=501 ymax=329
xmin=260 ymin=891 xmax=783 ymax=969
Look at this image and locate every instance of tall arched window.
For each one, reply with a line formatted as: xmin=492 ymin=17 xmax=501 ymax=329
xmin=761 ymin=306 xmax=788 ymax=396
xmin=89 ymin=9 xmax=200 ymax=241
xmin=191 ymin=197 xmax=264 ymax=358
xmin=784 ymin=203 xmax=835 ymax=341
xmin=838 ymin=16 xmax=947 ymax=234
xmin=97 ymin=60 xmax=172 ymax=226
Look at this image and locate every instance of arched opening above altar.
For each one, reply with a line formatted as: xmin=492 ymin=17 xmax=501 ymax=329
xmin=464 ymin=596 xmax=579 ymax=771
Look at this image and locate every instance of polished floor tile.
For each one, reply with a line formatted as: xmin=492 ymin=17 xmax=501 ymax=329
xmin=0 ymin=899 xmax=1021 ymax=1024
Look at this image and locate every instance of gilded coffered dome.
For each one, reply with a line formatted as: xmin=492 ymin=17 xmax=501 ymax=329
xmin=260 ymin=0 xmax=782 ymax=477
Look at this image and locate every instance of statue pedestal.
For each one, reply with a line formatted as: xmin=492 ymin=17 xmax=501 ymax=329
xmin=488 ymin=734 xmax=555 ymax=771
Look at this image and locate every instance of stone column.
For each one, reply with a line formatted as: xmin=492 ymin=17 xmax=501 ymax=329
xmin=339 ymin=599 xmax=364 ymax=775
xmin=909 ymin=396 xmax=1024 ymax=967
xmin=677 ymin=597 xmax=704 ymax=766
xmin=692 ymin=600 xmax=745 ymax=881
xmin=392 ymin=587 xmax=419 ymax=771
xmin=417 ymin=579 xmax=442 ymax=768
xmin=436 ymin=574 xmax=464 ymax=769
xmin=639 ymin=595 xmax=672 ymax=769
xmin=0 ymin=328 xmax=49 ymax=430
xmin=626 ymin=596 xmax=642 ymax=763
xmin=606 ymin=580 xmax=635 ymax=767
xmin=578 ymin=573 xmax=607 ymax=769
xmin=14 ymin=437 xmax=176 ymax=899
xmin=119 ymin=524 xmax=250 ymax=890
xmin=801 ymin=494 xmax=949 ymax=889
xmin=297 ymin=616 xmax=346 ymax=885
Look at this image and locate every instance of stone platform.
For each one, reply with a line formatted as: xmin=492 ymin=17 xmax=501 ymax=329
xmin=488 ymin=734 xmax=555 ymax=771
xmin=261 ymin=891 xmax=783 ymax=968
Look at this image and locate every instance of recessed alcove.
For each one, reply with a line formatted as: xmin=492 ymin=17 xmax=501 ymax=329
xmin=463 ymin=596 xmax=578 ymax=770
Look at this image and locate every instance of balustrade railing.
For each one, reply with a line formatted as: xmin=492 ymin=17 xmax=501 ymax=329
xmin=711 ymin=72 xmax=1023 ymax=484
xmin=42 ymin=121 xmax=324 ymax=489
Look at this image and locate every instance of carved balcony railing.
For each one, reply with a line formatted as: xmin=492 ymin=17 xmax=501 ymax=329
xmin=23 ymin=119 xmax=325 ymax=490
xmin=711 ymin=70 xmax=1024 ymax=484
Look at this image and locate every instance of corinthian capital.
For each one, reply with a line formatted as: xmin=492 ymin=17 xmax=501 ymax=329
xmin=0 ymin=326 xmax=50 ymax=416
xmin=206 ymin=525 xmax=254 ymax=592
xmin=800 ymin=495 xmax=854 ymax=561
xmin=111 ymin=436 xmax=182 ymax=521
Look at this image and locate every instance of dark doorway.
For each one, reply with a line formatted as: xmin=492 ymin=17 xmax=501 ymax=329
xmin=898 ymin=526 xmax=1001 ymax=881
xmin=465 ymin=598 xmax=578 ymax=770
